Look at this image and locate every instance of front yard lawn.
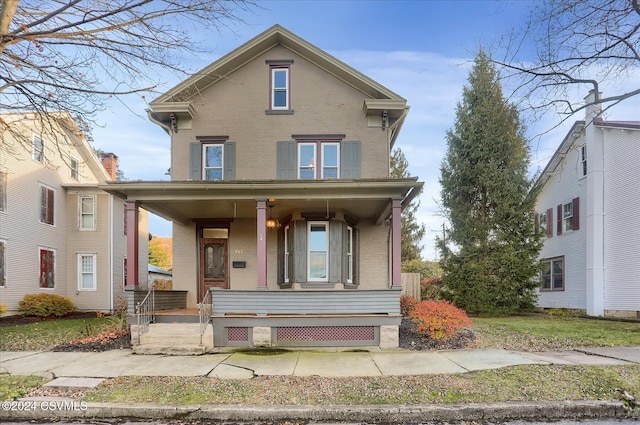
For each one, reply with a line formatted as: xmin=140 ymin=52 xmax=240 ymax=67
xmin=473 ymin=315 xmax=640 ymax=351
xmin=0 ymin=316 xmax=115 ymax=351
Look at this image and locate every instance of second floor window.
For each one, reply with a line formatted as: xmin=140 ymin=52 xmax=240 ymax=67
xmin=580 ymin=145 xmax=587 ymax=177
xmin=298 ymin=142 xmax=340 ymax=179
xmin=33 ymin=136 xmax=44 ymax=163
xmin=202 ymin=143 xmax=224 ymax=180
xmin=79 ymin=196 xmax=96 ymax=230
xmin=40 ymin=185 xmax=54 ymax=225
xmin=563 ymin=201 xmax=574 ymax=232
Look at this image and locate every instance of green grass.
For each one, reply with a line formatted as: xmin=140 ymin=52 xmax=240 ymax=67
xmin=0 ymin=317 xmax=115 ymax=351
xmin=473 ymin=315 xmax=640 ymax=350
xmin=84 ymin=365 xmax=640 ymax=405
xmin=0 ymin=376 xmax=48 ymax=401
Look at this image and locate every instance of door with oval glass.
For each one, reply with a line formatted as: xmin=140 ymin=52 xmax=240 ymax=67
xmin=200 ymin=238 xmax=228 ymax=297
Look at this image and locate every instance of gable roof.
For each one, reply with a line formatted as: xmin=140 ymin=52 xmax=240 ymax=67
xmin=536 ymin=118 xmax=640 ymax=189
xmin=148 ymin=24 xmax=408 ymax=139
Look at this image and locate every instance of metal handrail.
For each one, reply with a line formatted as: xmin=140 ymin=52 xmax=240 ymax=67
xmin=136 ymin=288 xmax=155 ymax=343
xmin=198 ymin=289 xmax=212 ymax=345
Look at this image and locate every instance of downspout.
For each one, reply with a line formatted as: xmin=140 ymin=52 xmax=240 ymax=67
xmin=109 ymin=194 xmax=114 ymax=312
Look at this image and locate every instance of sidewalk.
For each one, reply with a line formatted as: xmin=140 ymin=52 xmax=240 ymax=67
xmin=2 ymin=346 xmax=639 ymax=379
xmin=1 ymin=347 xmax=638 ymax=422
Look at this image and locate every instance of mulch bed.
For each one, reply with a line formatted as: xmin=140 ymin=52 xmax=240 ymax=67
xmin=0 ymin=311 xmax=98 ymax=327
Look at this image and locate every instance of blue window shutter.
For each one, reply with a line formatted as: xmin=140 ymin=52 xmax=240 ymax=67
xmin=224 ymin=141 xmax=236 ymax=180
xmin=341 ymin=141 xmax=361 ymax=178
xmin=277 ymin=141 xmax=296 ymax=179
xmin=189 ymin=142 xmax=202 ymax=180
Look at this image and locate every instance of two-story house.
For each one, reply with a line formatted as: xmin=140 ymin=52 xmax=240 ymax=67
xmin=535 ymin=91 xmax=640 ymax=320
xmin=0 ymin=112 xmax=148 ymax=315
xmin=102 ymin=25 xmax=423 ymax=351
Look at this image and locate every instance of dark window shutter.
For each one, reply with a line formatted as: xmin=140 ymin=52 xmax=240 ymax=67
xmin=340 ymin=141 xmax=361 ymax=178
xmin=293 ymin=220 xmax=307 ymax=282
xmin=329 ymin=221 xmax=342 ymax=283
xmin=189 ymin=142 xmax=202 ymax=180
xmin=277 ymin=226 xmax=284 ymax=286
xmin=546 ymin=208 xmax=553 ymax=238
xmin=223 ymin=141 xmax=236 ymax=180
xmin=277 ymin=141 xmax=296 ymax=179
xmin=557 ymin=204 xmax=563 ymax=235
xmin=352 ymin=227 xmax=359 ymax=286
xmin=287 ymin=223 xmax=295 ymax=284
xmin=572 ymin=197 xmax=580 ymax=230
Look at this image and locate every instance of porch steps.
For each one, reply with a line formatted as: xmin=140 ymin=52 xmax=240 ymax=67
xmin=133 ymin=322 xmax=214 ymax=355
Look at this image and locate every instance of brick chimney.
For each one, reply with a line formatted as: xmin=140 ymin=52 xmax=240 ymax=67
xmin=100 ymin=152 xmax=118 ymax=181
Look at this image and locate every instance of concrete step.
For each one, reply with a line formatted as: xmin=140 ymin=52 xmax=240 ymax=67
xmin=140 ymin=334 xmax=203 ymax=345
xmin=145 ymin=322 xmax=203 ymax=335
xmin=133 ymin=344 xmax=207 ymax=355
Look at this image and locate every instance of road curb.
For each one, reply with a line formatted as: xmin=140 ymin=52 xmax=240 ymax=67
xmin=1 ymin=400 xmax=635 ymax=422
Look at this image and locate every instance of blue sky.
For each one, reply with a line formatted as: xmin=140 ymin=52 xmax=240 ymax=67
xmin=91 ymin=1 xmax=640 ymax=259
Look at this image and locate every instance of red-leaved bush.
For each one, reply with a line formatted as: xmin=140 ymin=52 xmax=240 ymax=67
xmin=409 ymin=300 xmax=472 ymax=341
xmin=400 ymin=295 xmax=420 ymax=316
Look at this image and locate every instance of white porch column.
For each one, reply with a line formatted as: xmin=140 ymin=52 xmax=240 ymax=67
xmin=391 ymin=198 xmax=402 ymax=288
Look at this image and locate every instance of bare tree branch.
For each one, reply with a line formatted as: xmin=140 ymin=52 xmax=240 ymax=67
xmin=495 ymin=0 xmax=639 ymax=126
xmin=0 ymin=0 xmax=254 ymax=162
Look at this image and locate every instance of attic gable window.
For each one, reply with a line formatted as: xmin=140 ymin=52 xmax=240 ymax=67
xmin=266 ymin=60 xmax=293 ymax=114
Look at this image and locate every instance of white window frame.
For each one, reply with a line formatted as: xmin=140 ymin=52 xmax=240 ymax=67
xmin=562 ymin=201 xmax=574 ymax=232
xmin=79 ymin=195 xmax=96 ymax=230
xmin=70 ymin=156 xmax=79 ymax=180
xmin=78 ymin=253 xmax=97 ymax=291
xmin=346 ymin=225 xmax=353 ymax=284
xmin=321 ymin=143 xmax=340 ymax=179
xmin=202 ymin=143 xmax=224 ymax=180
xmin=284 ymin=224 xmax=290 ymax=283
xmin=580 ymin=145 xmax=587 ymax=177
xmin=40 ymin=183 xmax=55 ymax=226
xmin=33 ymin=135 xmax=44 ymax=163
xmin=307 ymin=221 xmax=328 ymax=282
xmin=271 ymin=67 xmax=289 ymax=110
xmin=39 ymin=247 xmax=56 ymax=289
xmin=539 ymin=211 xmax=547 ymax=234
xmin=298 ymin=143 xmax=316 ymax=179
xmin=0 ymin=239 xmax=6 ymax=287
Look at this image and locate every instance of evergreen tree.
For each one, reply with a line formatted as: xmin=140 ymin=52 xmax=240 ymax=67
xmin=390 ymin=147 xmax=426 ymax=261
xmin=439 ymin=50 xmax=543 ymax=314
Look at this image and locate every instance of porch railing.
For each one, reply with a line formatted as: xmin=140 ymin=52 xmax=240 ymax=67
xmin=135 ymin=288 xmax=155 ymax=342
xmin=198 ymin=289 xmax=212 ymax=345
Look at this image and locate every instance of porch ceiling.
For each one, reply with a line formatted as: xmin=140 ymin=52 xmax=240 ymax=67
xmin=100 ymin=178 xmax=422 ymax=225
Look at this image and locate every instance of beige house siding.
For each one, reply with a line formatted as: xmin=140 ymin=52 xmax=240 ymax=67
xmin=170 ymin=45 xmax=389 ymax=181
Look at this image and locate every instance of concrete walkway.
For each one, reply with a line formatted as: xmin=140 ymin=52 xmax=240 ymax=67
xmin=1 ymin=347 xmax=638 ymax=423
xmin=1 ymin=346 xmax=638 ymax=379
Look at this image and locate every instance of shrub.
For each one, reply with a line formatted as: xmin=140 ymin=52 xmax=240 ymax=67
xmin=18 ymin=293 xmax=77 ymax=317
xmin=0 ymin=304 xmax=6 ymax=317
xmin=400 ymin=295 xmax=420 ymax=316
xmin=409 ymin=300 xmax=472 ymax=341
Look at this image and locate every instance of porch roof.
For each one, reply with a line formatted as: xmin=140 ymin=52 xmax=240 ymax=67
xmin=99 ymin=178 xmax=422 ymax=225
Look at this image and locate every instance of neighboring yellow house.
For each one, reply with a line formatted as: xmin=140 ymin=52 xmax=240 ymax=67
xmin=102 ymin=25 xmax=423 ymax=349
xmin=0 ymin=112 xmax=148 ymax=314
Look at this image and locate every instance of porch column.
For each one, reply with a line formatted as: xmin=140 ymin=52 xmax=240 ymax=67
xmin=125 ymin=201 xmax=139 ymax=290
xmin=256 ymin=199 xmax=268 ymax=289
xmin=391 ymin=198 xmax=402 ymax=289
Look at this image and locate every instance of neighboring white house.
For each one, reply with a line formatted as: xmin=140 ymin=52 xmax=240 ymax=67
xmin=0 ymin=112 xmax=148 ymax=314
xmin=535 ymin=91 xmax=640 ymax=320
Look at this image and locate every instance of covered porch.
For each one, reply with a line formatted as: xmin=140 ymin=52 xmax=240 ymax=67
xmin=101 ymin=178 xmax=421 ymax=350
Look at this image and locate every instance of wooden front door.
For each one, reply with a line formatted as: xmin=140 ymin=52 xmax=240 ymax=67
xmin=200 ymin=238 xmax=228 ymax=298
